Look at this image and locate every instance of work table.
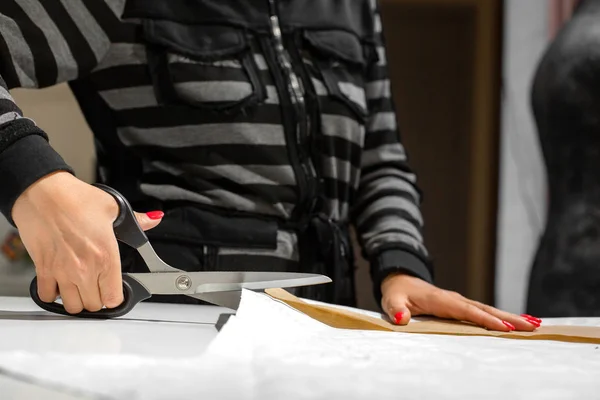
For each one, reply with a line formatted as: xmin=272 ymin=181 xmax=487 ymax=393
xmin=0 ymin=296 xmax=228 ymax=399
xmin=1 ymin=294 xmax=599 ymax=400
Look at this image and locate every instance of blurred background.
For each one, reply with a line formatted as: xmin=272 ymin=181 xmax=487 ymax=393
xmin=0 ymin=0 xmax=584 ymax=315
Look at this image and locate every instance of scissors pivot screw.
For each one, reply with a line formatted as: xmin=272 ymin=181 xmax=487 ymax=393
xmin=176 ymin=275 xmax=192 ymax=291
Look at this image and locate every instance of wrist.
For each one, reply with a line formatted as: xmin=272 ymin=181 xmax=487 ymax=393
xmin=380 ymin=271 xmax=415 ymax=295
xmin=12 ymin=171 xmax=77 ymax=226
xmin=381 ymin=270 xmax=409 ymax=285
xmin=371 ymin=248 xmax=433 ymax=307
xmin=0 ymin=134 xmax=74 ymax=225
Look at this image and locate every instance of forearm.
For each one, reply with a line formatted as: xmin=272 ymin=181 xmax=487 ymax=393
xmin=0 ymin=76 xmax=73 ymax=223
xmin=354 ymin=0 xmax=433 ymax=303
xmin=0 ymin=0 xmax=124 ymax=222
xmin=354 ymin=139 xmax=433 ymax=301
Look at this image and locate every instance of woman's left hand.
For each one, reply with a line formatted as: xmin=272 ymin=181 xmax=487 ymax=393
xmin=380 ymin=273 xmax=542 ymax=332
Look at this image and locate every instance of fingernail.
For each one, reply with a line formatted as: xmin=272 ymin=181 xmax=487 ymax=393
xmin=522 ymin=316 xmax=541 ymax=327
xmin=394 ymin=312 xmax=403 ymax=324
xmin=146 ymin=211 xmax=164 ymax=220
xmin=526 ymin=319 xmax=541 ymax=328
xmin=521 ymin=314 xmax=542 ymax=323
xmin=502 ymin=321 xmax=515 ymax=331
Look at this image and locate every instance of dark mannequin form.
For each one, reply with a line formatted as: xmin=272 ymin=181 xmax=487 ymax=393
xmin=527 ymin=0 xmax=600 ymax=317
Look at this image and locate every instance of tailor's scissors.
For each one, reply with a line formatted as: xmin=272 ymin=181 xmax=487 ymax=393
xmin=28 ymin=183 xmax=331 ymax=319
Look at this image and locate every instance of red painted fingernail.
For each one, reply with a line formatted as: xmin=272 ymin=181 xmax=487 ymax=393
xmin=526 ymin=319 xmax=541 ymax=328
xmin=521 ymin=314 xmax=542 ymax=323
xmin=394 ymin=312 xmax=403 ymax=324
xmin=146 ymin=211 xmax=164 ymax=220
xmin=522 ymin=316 xmax=541 ymax=327
xmin=502 ymin=321 xmax=515 ymax=331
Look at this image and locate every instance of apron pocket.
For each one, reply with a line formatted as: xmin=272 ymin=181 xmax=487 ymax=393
xmin=143 ymin=20 xmax=266 ymax=112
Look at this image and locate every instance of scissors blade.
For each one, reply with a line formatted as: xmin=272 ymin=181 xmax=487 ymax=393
xmin=127 ymin=271 xmax=331 ymax=296
xmin=189 ymin=291 xmax=243 ymax=310
xmin=194 ymin=271 xmax=331 ymax=294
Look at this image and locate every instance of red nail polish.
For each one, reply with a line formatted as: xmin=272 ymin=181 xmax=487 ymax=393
xmin=526 ymin=319 xmax=541 ymax=328
xmin=146 ymin=211 xmax=164 ymax=220
xmin=394 ymin=312 xmax=403 ymax=324
xmin=522 ymin=316 xmax=541 ymax=327
xmin=502 ymin=321 xmax=515 ymax=331
xmin=521 ymin=314 xmax=542 ymax=323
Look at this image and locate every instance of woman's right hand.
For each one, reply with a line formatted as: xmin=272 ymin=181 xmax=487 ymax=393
xmin=11 ymin=171 xmax=163 ymax=314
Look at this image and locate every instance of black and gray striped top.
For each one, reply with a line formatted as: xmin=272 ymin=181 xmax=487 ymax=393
xmin=0 ymin=0 xmax=433 ymax=304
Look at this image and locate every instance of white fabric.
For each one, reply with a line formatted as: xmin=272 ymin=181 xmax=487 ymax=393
xmin=0 ymin=290 xmax=599 ymax=399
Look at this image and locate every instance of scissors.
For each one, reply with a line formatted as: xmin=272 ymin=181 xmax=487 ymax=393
xmin=28 ymin=183 xmax=331 ymax=319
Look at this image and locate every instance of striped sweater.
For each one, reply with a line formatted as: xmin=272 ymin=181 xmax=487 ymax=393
xmin=0 ymin=0 xmax=433 ymax=305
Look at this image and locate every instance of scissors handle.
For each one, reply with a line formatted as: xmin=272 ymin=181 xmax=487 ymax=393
xmin=28 ymin=183 xmax=153 ymax=318
xmin=29 ymin=274 xmax=152 ymax=319
xmin=95 ymin=183 xmax=150 ymax=249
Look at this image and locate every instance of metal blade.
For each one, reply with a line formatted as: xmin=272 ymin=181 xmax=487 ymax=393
xmin=193 ymin=273 xmax=331 ymax=294
xmin=189 ymin=291 xmax=243 ymax=310
xmin=137 ymin=242 xmax=180 ymax=272
xmin=128 ymin=271 xmax=331 ymax=297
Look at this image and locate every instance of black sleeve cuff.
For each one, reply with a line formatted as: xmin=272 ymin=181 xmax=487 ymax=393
xmin=0 ymin=133 xmax=74 ymax=225
xmin=370 ymin=248 xmax=434 ymax=308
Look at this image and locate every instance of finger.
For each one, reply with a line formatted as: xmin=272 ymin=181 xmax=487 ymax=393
xmin=465 ymin=299 xmax=541 ymax=331
xmin=135 ymin=210 xmax=163 ymax=231
xmin=521 ymin=314 xmax=543 ymax=325
xmin=442 ymin=296 xmax=512 ymax=332
xmin=57 ymin=281 xmax=84 ymax=314
xmin=78 ymin=280 xmax=104 ymax=312
xmin=448 ymin=291 xmax=540 ymax=331
xmin=98 ymin=239 xmax=124 ymax=309
xmin=383 ymin=294 xmax=412 ymax=325
xmin=36 ymin=275 xmax=58 ymax=303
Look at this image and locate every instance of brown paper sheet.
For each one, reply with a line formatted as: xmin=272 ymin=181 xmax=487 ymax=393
xmin=265 ymin=288 xmax=600 ymax=345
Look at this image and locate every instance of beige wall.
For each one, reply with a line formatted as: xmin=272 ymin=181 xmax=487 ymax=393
xmin=11 ymin=84 xmax=96 ymax=182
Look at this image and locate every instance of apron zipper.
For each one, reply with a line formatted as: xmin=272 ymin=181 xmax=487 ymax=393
xmin=267 ymin=0 xmax=317 ymax=226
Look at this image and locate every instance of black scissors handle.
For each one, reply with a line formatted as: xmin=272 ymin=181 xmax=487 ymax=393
xmin=96 ymin=183 xmax=149 ymax=249
xmin=29 ymin=274 xmax=151 ymax=319
xmin=28 ymin=183 xmax=153 ymax=318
